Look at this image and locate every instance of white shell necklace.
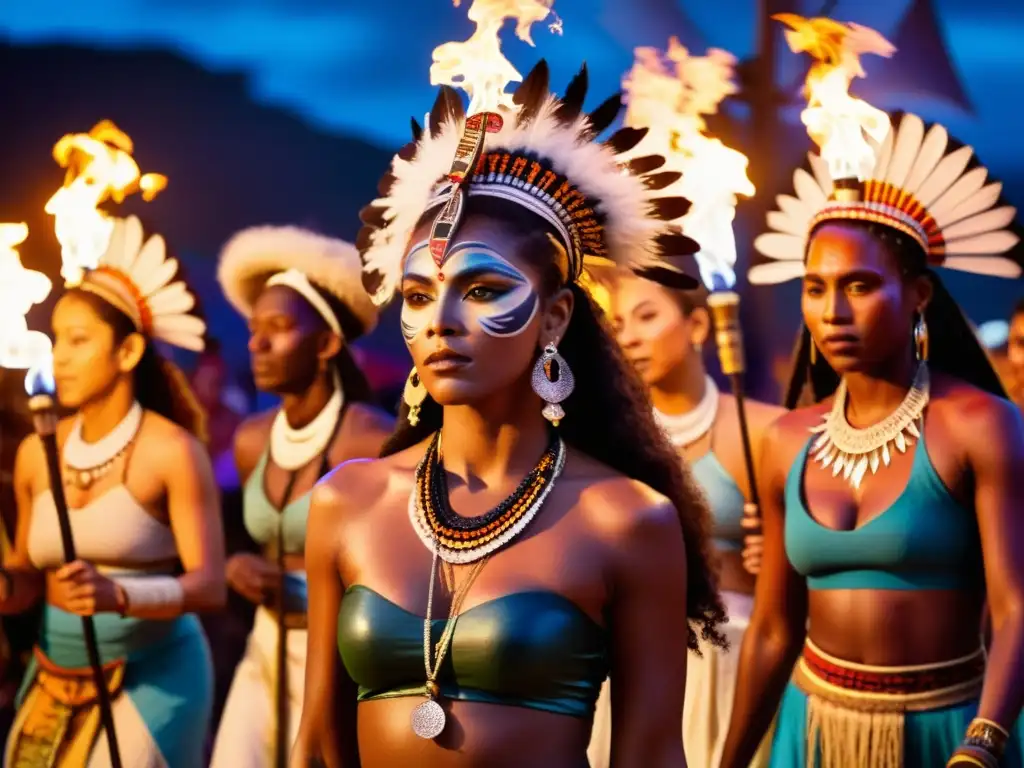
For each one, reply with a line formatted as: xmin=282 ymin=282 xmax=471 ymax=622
xmin=652 ymin=375 xmax=719 ymax=448
xmin=63 ymin=401 xmax=144 ymax=490
xmin=269 ymin=377 xmax=344 ymax=471
xmin=809 ymin=363 xmax=930 ymax=490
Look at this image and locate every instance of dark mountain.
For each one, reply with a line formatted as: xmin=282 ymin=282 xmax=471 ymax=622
xmin=0 ymin=39 xmax=407 ymax=373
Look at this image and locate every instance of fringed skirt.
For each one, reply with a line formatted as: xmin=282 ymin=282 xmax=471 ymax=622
xmin=587 ymin=591 xmax=773 ymax=767
xmin=770 ymin=639 xmax=1024 ymax=768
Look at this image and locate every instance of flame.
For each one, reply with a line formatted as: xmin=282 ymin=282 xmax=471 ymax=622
xmin=0 ymin=224 xmax=54 ymax=379
xmin=45 ymin=120 xmax=167 ymax=285
xmin=431 ymin=0 xmax=562 ymax=116
xmin=775 ymin=14 xmax=895 ymax=182
xmin=622 ymin=38 xmax=754 ymax=290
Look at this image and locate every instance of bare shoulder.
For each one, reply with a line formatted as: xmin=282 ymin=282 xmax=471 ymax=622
xmin=234 ymin=409 xmax=275 ymax=467
xmin=344 ymin=402 xmax=395 ymax=435
xmin=139 ymin=410 xmax=208 ymax=465
xmin=931 ymin=373 xmax=1023 ymax=452
xmin=312 ymin=436 xmax=429 ymax=524
xmin=563 ymin=447 xmax=678 ymax=543
xmin=719 ymin=392 xmax=786 ymax=429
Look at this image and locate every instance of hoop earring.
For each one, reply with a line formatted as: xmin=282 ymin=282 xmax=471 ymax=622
xmin=914 ymin=315 xmax=929 ymax=362
xmin=403 ymin=368 xmax=427 ymax=426
xmin=532 ymin=342 xmax=574 ymax=427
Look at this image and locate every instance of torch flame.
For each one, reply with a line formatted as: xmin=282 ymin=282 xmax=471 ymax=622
xmin=623 ymin=38 xmax=754 ymax=290
xmin=775 ymin=14 xmax=895 ymax=182
xmin=45 ymin=119 xmax=167 ymax=285
xmin=0 ymin=224 xmax=54 ymax=383
xmin=431 ymin=0 xmax=562 ymax=116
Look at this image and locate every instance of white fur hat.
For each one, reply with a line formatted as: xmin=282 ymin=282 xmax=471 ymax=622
xmin=217 ymin=225 xmax=377 ymax=338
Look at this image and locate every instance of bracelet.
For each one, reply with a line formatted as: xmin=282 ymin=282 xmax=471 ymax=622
xmin=947 ymin=746 xmax=1000 ymax=768
xmin=965 ymin=717 xmax=1010 ymax=758
xmin=111 ymin=576 xmax=184 ymax=614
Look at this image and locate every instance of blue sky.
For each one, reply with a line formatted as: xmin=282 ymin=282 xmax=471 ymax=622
xmin=1 ymin=0 xmax=1022 ymax=175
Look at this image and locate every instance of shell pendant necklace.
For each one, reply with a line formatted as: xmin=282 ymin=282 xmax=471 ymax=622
xmin=809 ymin=363 xmax=930 ymax=489
xmin=63 ymin=401 xmax=144 ymax=490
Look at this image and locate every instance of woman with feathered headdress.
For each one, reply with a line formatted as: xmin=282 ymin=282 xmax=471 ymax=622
xmin=2 ymin=216 xmax=225 ymax=767
xmin=722 ymin=16 xmax=1024 ymax=768
xmin=290 ymin=2 xmax=726 ymax=765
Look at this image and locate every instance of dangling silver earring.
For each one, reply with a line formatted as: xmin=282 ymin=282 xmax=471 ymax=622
xmin=532 ymin=342 xmax=574 ymax=427
xmin=914 ymin=315 xmax=929 ymax=362
xmin=403 ymin=368 xmax=427 ymax=426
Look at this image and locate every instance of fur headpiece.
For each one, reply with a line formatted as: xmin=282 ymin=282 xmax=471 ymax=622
xmin=218 ymin=225 xmax=377 ymax=339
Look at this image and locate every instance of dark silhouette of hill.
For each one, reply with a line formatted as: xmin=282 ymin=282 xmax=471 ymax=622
xmin=0 ymin=39 xmax=407 ymax=370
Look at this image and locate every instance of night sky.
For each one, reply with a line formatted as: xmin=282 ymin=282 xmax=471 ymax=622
xmin=1 ymin=0 xmax=1021 ymax=174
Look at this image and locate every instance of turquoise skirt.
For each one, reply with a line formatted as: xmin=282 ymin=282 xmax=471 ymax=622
xmin=771 ymin=681 xmax=1024 ymax=768
xmin=12 ymin=605 xmax=213 ymax=767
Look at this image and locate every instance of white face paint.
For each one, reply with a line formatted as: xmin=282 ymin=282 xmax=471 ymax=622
xmin=400 ymin=240 xmax=539 ymax=342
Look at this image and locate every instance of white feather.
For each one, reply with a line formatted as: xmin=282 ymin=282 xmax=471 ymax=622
xmin=767 ymin=211 xmax=808 ymax=237
xmin=131 ymin=235 xmax=171 ymax=295
xmin=777 ymin=194 xmax=814 ymax=228
xmin=916 ymin=145 xmax=974 ymax=208
xmin=794 ymin=169 xmax=828 ymax=209
xmin=943 ymin=207 xmax=1017 ymax=242
xmin=754 ymin=233 xmax=804 ymax=261
xmin=872 ymin=125 xmax=895 ymax=179
xmin=748 ymin=260 xmax=805 ymax=284
xmin=903 ymin=123 xmax=948 ymax=195
xmin=885 ymin=114 xmax=924 ymax=189
xmin=930 ymin=167 xmax=988 ymax=224
xmin=147 ymin=283 xmax=195 ymax=315
xmin=943 ymin=255 xmax=1022 ymax=278
xmin=809 ymin=153 xmax=833 ymax=195
xmin=935 ymin=184 xmax=1003 ymax=229
xmin=945 ymin=230 xmax=1020 ymax=256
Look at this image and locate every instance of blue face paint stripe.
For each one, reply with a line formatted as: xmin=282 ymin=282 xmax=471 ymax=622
xmin=479 ymin=293 xmax=540 ymax=337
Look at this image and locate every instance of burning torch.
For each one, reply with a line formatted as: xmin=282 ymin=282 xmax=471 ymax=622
xmin=622 ymin=39 xmax=764 ymax=568
xmin=0 ymin=223 xmax=122 ymax=767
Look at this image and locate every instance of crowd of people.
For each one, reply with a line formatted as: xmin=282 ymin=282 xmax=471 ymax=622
xmin=0 ymin=4 xmax=1021 ymax=767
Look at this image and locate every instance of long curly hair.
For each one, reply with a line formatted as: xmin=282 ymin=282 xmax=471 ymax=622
xmin=63 ymin=287 xmax=208 ymax=441
xmin=380 ymin=196 xmax=727 ymax=651
xmin=784 ymin=219 xmax=1007 ymax=408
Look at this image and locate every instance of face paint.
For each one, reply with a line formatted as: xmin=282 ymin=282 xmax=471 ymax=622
xmin=400 ymin=240 xmax=539 ymax=342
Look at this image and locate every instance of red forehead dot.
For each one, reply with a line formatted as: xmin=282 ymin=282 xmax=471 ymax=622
xmin=437 ymin=272 xmax=445 ymax=282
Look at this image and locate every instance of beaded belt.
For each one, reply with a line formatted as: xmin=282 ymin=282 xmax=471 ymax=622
xmin=794 ymin=638 xmax=985 ymax=713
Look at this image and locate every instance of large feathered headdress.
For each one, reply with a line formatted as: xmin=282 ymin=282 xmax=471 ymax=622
xmin=356 ymin=1 xmax=699 ymax=306
xmin=71 ymin=215 xmax=206 ymax=351
xmin=751 ymin=15 xmax=1020 ymax=284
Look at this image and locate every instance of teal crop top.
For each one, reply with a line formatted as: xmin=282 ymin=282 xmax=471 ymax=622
xmin=243 ymin=450 xmax=314 ymax=556
xmin=691 ymin=452 xmax=746 ymax=552
xmin=784 ymin=434 xmax=982 ymax=591
xmin=336 ymin=585 xmax=608 ymax=718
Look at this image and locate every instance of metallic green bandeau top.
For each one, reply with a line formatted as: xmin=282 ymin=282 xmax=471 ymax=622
xmin=336 ymin=585 xmax=608 ymax=718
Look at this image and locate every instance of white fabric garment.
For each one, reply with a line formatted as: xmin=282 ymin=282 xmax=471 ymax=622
xmin=209 ymin=607 xmax=307 ymax=767
xmin=587 ymin=590 xmax=773 ymax=768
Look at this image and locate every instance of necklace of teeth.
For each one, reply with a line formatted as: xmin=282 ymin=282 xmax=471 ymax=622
xmin=809 ymin=364 xmax=930 ymax=490
xmin=652 ymin=375 xmax=719 ymax=448
xmin=269 ymin=375 xmax=344 ymax=470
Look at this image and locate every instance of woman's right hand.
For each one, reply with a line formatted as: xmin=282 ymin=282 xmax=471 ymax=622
xmin=226 ymin=553 xmax=281 ymax=604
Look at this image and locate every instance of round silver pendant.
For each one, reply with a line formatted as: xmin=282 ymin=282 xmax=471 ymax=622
xmin=410 ymin=698 xmax=446 ymax=739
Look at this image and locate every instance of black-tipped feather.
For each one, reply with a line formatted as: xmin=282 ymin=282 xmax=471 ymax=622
xmin=643 ymin=171 xmax=682 ymax=190
xmin=553 ymin=64 xmax=589 ymax=126
xmin=377 ymin=172 xmax=397 ymax=197
xmin=605 ymin=126 xmax=647 ymax=155
xmin=429 ymin=86 xmax=465 ymax=138
xmin=648 ymin=196 xmax=692 ymax=221
xmin=633 ymin=264 xmax=699 ymax=289
xmin=397 ymin=142 xmax=418 ymax=162
xmin=585 ymin=93 xmax=622 ymax=138
xmin=656 ymin=231 xmax=701 ymax=256
xmin=513 ymin=60 xmax=551 ymax=128
xmin=359 ymin=205 xmax=388 ymax=227
xmin=410 ymin=117 xmax=423 ymax=142
xmin=627 ymin=155 xmax=666 ymax=175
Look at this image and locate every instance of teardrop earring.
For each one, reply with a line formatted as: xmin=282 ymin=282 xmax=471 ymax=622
xmin=403 ymin=368 xmax=427 ymax=426
xmin=914 ymin=315 xmax=929 ymax=362
xmin=531 ymin=342 xmax=575 ymax=426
